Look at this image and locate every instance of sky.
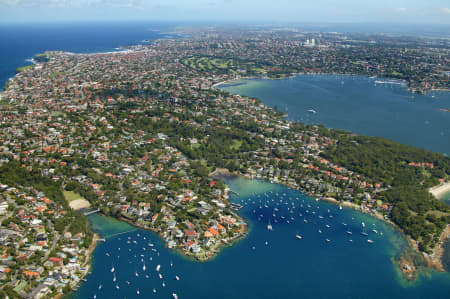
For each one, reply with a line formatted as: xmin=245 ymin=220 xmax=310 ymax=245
xmin=0 ymin=0 xmax=449 ymax=24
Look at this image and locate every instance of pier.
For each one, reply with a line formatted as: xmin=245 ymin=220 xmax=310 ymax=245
xmin=83 ymin=209 xmax=100 ymax=216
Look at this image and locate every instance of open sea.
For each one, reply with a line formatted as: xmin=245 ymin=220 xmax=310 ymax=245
xmin=0 ymin=23 xmax=449 ymax=298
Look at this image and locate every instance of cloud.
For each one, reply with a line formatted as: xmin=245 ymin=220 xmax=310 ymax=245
xmin=439 ymin=7 xmax=450 ymax=15
xmin=0 ymin=0 xmax=144 ymax=8
xmin=393 ymin=7 xmax=408 ymax=13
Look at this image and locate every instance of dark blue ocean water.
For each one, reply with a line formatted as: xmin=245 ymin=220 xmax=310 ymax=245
xmin=0 ymin=22 xmax=173 ymax=90
xmin=74 ymin=178 xmax=450 ymax=299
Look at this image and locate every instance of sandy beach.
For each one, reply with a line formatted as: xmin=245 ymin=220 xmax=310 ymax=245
xmin=69 ymin=199 xmax=91 ymax=210
xmin=429 ymin=181 xmax=450 ymax=199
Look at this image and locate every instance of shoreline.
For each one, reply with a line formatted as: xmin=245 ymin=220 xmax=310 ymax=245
xmin=429 ymin=181 xmax=450 ymax=199
xmin=213 ymin=72 xmax=447 ymax=96
xmin=241 ymin=176 xmax=448 ymax=279
xmin=116 ymin=213 xmax=248 ymax=263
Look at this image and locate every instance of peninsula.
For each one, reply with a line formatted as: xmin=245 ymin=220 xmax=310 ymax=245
xmin=0 ymin=26 xmax=449 ymax=297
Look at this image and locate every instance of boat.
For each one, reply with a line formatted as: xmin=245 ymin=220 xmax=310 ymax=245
xmin=113 ymin=274 xmax=116 ymax=282
xmin=156 ymin=264 xmax=161 ymax=272
xmin=346 ymin=230 xmax=353 ymax=235
xmin=153 ymin=288 xmax=157 ymax=293
xmin=295 ymin=234 xmax=302 ymax=240
xmin=116 ymin=285 xmax=119 ymax=290
xmin=159 ymin=273 xmax=163 ymax=279
xmin=137 ymin=289 xmax=140 ymax=295
xmin=367 ymin=239 xmax=374 ymax=244
xmin=360 ymin=231 xmax=368 ymax=236
xmin=267 ymin=219 xmax=273 ymax=231
xmin=265 ymin=241 xmax=268 ymax=246
xmin=308 ymin=109 xmax=317 ymax=114
xmin=339 ymin=205 xmax=343 ymax=210
xmin=142 ymin=264 xmax=146 ymax=271
xmin=110 ymin=265 xmax=115 ymax=273
xmin=325 ymin=238 xmax=331 ymax=243
xmin=175 ymin=275 xmax=180 ymax=281
xmin=98 ymin=284 xmax=102 ymax=290
xmin=162 ymin=282 xmax=166 ymax=287
xmin=172 ymin=293 xmax=178 ymax=299
xmin=135 ymin=271 xmax=139 ymax=277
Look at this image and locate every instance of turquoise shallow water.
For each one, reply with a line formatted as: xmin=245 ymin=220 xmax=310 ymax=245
xmin=73 ymin=178 xmax=450 ymax=299
xmin=220 ymin=75 xmax=450 ymax=155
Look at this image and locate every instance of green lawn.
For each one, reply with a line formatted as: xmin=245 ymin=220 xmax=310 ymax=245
xmin=63 ymin=190 xmax=85 ymax=202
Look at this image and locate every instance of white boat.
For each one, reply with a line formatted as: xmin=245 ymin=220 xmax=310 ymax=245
xmin=172 ymin=293 xmax=178 ymax=299
xmin=116 ymin=285 xmax=119 ymax=290
xmin=308 ymin=109 xmax=317 ymax=114
xmin=110 ymin=265 xmax=115 ymax=273
xmin=135 ymin=271 xmax=139 ymax=277
xmin=159 ymin=273 xmax=163 ymax=279
xmin=325 ymin=238 xmax=331 ymax=243
xmin=175 ymin=275 xmax=180 ymax=281
xmin=339 ymin=205 xmax=343 ymax=210
xmin=153 ymin=288 xmax=157 ymax=293
xmin=267 ymin=219 xmax=273 ymax=231
xmin=368 ymin=239 xmax=374 ymax=244
xmin=98 ymin=284 xmax=102 ymax=290
xmin=162 ymin=282 xmax=166 ymax=287
xmin=295 ymin=234 xmax=302 ymax=240
xmin=137 ymin=289 xmax=140 ymax=295
xmin=156 ymin=264 xmax=161 ymax=272
xmin=113 ymin=274 xmax=116 ymax=282
xmin=142 ymin=264 xmax=146 ymax=271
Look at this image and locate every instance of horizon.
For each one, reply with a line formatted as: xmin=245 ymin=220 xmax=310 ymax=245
xmin=0 ymin=0 xmax=449 ymax=25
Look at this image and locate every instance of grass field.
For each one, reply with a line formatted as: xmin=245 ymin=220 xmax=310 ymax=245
xmin=181 ymin=56 xmax=268 ymax=75
xmin=63 ymin=190 xmax=84 ymax=202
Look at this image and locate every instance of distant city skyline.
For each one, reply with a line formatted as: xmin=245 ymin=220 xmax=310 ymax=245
xmin=0 ymin=0 xmax=449 ymax=24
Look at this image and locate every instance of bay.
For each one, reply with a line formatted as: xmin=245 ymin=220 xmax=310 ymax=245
xmin=73 ymin=177 xmax=450 ymax=299
xmin=219 ymin=75 xmax=450 ymax=155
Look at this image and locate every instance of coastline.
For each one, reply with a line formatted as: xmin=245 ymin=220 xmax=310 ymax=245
xmin=116 ymin=213 xmax=248 ymax=263
xmin=212 ymin=72 xmax=448 ymax=96
xmin=430 ymin=181 xmax=450 ymax=199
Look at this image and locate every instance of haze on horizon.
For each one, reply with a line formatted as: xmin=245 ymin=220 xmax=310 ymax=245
xmin=0 ymin=0 xmax=449 ymax=25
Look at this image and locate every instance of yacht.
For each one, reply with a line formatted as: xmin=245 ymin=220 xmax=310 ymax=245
xmin=295 ymin=234 xmax=302 ymax=240
xmin=142 ymin=264 xmax=146 ymax=271
xmin=367 ymin=239 xmax=374 ymax=244
xmin=175 ymin=275 xmax=180 ymax=281
xmin=110 ymin=265 xmax=115 ymax=273
xmin=156 ymin=264 xmax=161 ymax=272
xmin=267 ymin=219 xmax=273 ymax=231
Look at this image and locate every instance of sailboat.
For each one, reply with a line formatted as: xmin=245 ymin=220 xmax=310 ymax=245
xmin=267 ymin=219 xmax=273 ymax=231
xmin=360 ymin=221 xmax=368 ymax=236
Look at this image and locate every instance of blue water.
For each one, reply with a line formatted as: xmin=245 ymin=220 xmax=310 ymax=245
xmin=1 ymin=23 xmax=449 ymax=298
xmin=0 ymin=22 xmax=172 ymax=91
xmin=220 ymin=75 xmax=450 ymax=155
xmin=73 ymin=178 xmax=450 ymax=299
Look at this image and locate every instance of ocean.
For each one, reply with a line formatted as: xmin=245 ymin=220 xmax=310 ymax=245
xmin=0 ymin=23 xmax=449 ymax=298
xmin=0 ymin=22 xmax=173 ymax=91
